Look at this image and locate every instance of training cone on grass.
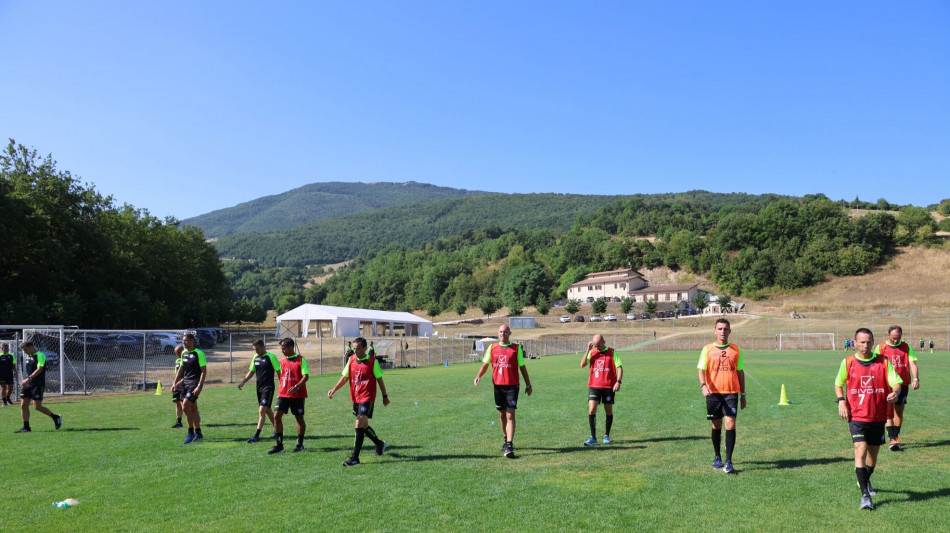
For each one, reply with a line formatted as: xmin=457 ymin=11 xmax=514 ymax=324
xmin=155 ymin=380 xmax=162 ymax=395
xmin=778 ymin=384 xmax=790 ymax=405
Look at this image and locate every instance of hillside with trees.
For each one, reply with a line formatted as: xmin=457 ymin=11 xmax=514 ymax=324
xmin=0 ymin=140 xmax=230 ymax=328
xmin=182 ymin=181 xmax=488 ymax=238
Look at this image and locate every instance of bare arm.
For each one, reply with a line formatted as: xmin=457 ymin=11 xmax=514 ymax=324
xmin=910 ymin=359 xmax=920 ymax=390
xmin=378 ymin=377 xmax=390 ymax=406
xmin=698 ymin=369 xmax=710 ymax=397
xmin=238 ymin=370 xmax=254 ymax=389
xmin=835 ymin=385 xmax=848 ymax=420
xmin=613 ymin=366 xmax=623 ymax=392
xmin=738 ymin=369 xmax=746 ymax=409
xmin=474 ymin=363 xmax=489 ymax=387
xmin=327 ymin=376 xmax=347 ymax=398
xmin=520 ymin=366 xmax=533 ymax=396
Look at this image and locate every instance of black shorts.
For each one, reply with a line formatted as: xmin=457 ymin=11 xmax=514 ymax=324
xmin=352 ymin=402 xmax=375 ymax=419
xmin=182 ymin=383 xmax=200 ymax=403
xmin=172 ymin=387 xmax=183 ymax=402
xmin=276 ymin=396 xmax=305 ymax=416
xmin=849 ymin=420 xmax=886 ymax=445
xmin=588 ymin=387 xmax=616 ymax=405
xmin=257 ymin=387 xmax=275 ymax=408
xmin=706 ymin=393 xmax=739 ymax=420
xmin=893 ymin=386 xmax=909 ymax=406
xmin=493 ymin=385 xmax=519 ymax=411
xmin=0 ymin=376 xmax=13 ymax=385
xmin=21 ymin=385 xmax=44 ymax=401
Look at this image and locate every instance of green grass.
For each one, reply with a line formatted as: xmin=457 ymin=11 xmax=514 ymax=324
xmin=4 ymin=350 xmax=950 ymax=532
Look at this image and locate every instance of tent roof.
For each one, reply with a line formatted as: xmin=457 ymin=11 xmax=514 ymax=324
xmin=276 ymin=304 xmax=432 ymax=325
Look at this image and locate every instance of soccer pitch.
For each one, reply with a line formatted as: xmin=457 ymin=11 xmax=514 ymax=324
xmin=4 ymin=350 xmax=949 ymax=532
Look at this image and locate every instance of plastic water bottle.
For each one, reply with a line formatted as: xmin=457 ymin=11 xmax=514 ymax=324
xmin=52 ymin=501 xmax=70 ymax=508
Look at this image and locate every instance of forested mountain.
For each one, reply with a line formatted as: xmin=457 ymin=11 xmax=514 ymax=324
xmin=212 ymin=193 xmax=622 ymax=267
xmin=1 ymin=141 xmax=229 ymax=328
xmin=183 ymin=181 xmax=487 ymax=237
xmin=297 ymin=194 xmax=941 ymax=315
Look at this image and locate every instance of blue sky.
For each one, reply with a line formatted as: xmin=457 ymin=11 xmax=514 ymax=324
xmin=2 ymin=1 xmax=948 ymax=220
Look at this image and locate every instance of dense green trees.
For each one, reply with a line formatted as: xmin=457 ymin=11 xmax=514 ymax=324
xmin=0 ymin=140 xmax=229 ymax=328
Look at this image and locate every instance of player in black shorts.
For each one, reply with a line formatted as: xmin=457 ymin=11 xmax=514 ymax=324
xmin=172 ymin=333 xmax=207 ymax=444
xmin=238 ymin=339 xmax=280 ymax=443
xmin=0 ymin=343 xmax=16 ymax=406
xmin=15 ymin=342 xmax=62 ymax=432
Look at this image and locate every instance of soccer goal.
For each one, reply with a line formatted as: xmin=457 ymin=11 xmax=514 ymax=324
xmin=777 ymin=332 xmax=836 ymax=350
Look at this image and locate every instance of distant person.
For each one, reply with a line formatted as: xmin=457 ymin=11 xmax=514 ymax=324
xmin=269 ymin=338 xmax=309 ymax=454
xmin=835 ymin=327 xmax=902 ymax=510
xmin=0 ymin=343 xmax=16 ymax=406
xmin=580 ymin=334 xmax=622 ymax=446
xmin=238 ymin=339 xmax=280 ymax=443
xmin=872 ymin=326 xmax=919 ymax=451
xmin=919 ymin=339 xmax=925 ymax=350
xmin=368 ymin=341 xmax=376 ymax=357
xmin=474 ymin=324 xmax=533 ymax=459
xmin=698 ymin=318 xmax=745 ymax=474
xmin=929 ymin=339 xmax=934 ymax=354
xmin=15 ymin=341 xmax=62 ymax=432
xmin=172 ymin=333 xmax=206 ymax=443
xmin=170 ymin=345 xmax=185 ymax=428
xmin=328 ymin=336 xmax=390 ymax=466
xmin=344 ymin=341 xmax=354 ymax=366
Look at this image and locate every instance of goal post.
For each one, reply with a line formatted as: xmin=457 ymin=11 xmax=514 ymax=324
xmin=777 ymin=332 xmax=836 ymax=350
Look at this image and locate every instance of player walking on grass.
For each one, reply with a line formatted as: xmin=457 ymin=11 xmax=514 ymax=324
xmin=172 ymin=333 xmax=206 ymax=443
xmin=872 ymin=325 xmax=919 ymax=451
xmin=697 ymin=318 xmax=745 ymax=474
xmin=0 ymin=343 xmax=16 ymax=406
xmin=238 ymin=339 xmax=280 ymax=443
xmin=269 ymin=338 xmax=309 ymax=455
xmin=15 ymin=342 xmax=62 ymax=432
xmin=580 ymin=334 xmax=622 ymax=446
xmin=328 ymin=337 xmax=390 ymax=467
xmin=474 ymin=324 xmax=533 ymax=459
xmin=835 ymin=327 xmax=902 ymax=510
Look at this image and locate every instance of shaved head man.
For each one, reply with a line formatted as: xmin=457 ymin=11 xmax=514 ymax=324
xmin=580 ymin=333 xmax=623 ymax=446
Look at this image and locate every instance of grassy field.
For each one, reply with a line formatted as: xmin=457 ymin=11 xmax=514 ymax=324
xmin=4 ymin=349 xmax=949 ymax=532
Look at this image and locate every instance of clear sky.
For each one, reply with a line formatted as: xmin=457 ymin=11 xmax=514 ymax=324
xmin=2 ymin=1 xmax=948 ymax=220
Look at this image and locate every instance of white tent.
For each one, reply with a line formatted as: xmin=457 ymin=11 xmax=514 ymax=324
xmin=275 ymin=304 xmax=434 ymax=338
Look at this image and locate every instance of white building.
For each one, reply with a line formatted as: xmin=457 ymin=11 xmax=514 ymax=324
xmin=628 ymin=283 xmax=701 ymax=305
xmin=567 ymin=268 xmax=648 ymax=301
xmin=276 ymin=304 xmax=434 ymax=338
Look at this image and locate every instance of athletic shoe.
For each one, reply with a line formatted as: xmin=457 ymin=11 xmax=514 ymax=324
xmin=504 ymin=443 xmax=515 ymax=459
xmin=723 ymin=461 xmax=736 ymax=474
xmin=292 ymin=443 xmax=305 ymax=452
xmin=14 ymin=428 xmax=30 ymax=433
xmin=375 ymin=440 xmax=388 ymax=457
xmin=583 ymin=436 xmax=598 ymax=446
xmin=888 ymin=438 xmax=900 ymax=451
xmin=603 ymin=435 xmax=611 ymax=445
xmin=343 ymin=457 xmax=361 ymax=467
xmin=267 ymin=444 xmax=285 ymax=455
xmin=183 ymin=433 xmax=196 ymax=444
xmin=712 ymin=456 xmax=723 ymax=469
xmin=857 ymin=480 xmax=877 ymax=496
xmin=54 ymin=415 xmax=62 ymax=430
xmin=860 ymin=493 xmax=874 ymax=510
xmin=193 ymin=433 xmax=204 ymax=441
xmin=247 ymin=435 xmax=260 ymax=443
xmin=171 ymin=422 xmax=183 ymax=429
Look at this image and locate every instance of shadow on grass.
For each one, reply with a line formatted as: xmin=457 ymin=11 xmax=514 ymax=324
xmin=880 ymin=487 xmax=950 ymax=504
xmin=226 ymin=434 xmax=351 ymax=443
xmin=380 ymin=446 xmax=498 ymax=462
xmin=637 ymin=435 xmax=706 ymax=444
xmin=203 ymin=423 xmax=253 ymax=428
xmin=907 ymin=439 xmax=950 ymax=449
xmin=531 ymin=445 xmax=645 ymax=455
xmin=743 ymin=457 xmax=850 ymax=470
xmin=64 ymin=427 xmax=138 ymax=432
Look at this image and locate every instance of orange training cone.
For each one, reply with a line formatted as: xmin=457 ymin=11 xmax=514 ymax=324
xmin=778 ymin=384 xmax=790 ymax=405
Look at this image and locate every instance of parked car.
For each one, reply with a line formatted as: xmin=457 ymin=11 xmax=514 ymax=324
xmin=611 ymin=297 xmax=622 ymax=302
xmin=590 ymin=314 xmax=602 ymax=322
xmin=559 ymin=315 xmax=571 ymax=323
xmin=585 ymin=297 xmax=595 ymax=303
xmin=102 ymin=333 xmax=147 ymax=358
xmin=149 ymin=333 xmax=182 ymax=355
xmin=574 ymin=315 xmax=585 ymax=322
xmin=639 ymin=313 xmax=651 ymax=320
xmin=625 ymin=313 xmax=637 ymax=320
xmin=190 ymin=329 xmax=217 ymax=349
xmin=604 ymin=314 xmax=617 ymax=321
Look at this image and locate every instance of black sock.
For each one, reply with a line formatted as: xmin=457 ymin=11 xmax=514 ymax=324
xmin=24 ymin=421 xmax=31 ymax=430
xmin=588 ymin=414 xmax=597 ymax=437
xmin=276 ymin=432 xmax=283 ymax=446
xmin=711 ymin=428 xmax=722 ymax=458
xmin=188 ymin=428 xmax=194 ymax=435
xmin=196 ymin=428 xmax=202 ymax=436
xmin=886 ymin=426 xmax=896 ymax=439
xmin=725 ymin=429 xmax=736 ymax=462
xmin=867 ymin=465 xmax=875 ymax=480
xmin=365 ymin=426 xmax=381 ymax=445
xmin=49 ymin=412 xmax=58 ymax=420
xmin=354 ymin=428 xmax=366 ymax=458
xmin=254 ymin=429 xmax=262 ymax=438
xmin=894 ymin=425 xmax=901 ymax=439
xmin=297 ymin=433 xmax=304 ymax=446
xmin=856 ymin=467 xmax=870 ymax=495
xmin=177 ymin=417 xmax=182 ymax=424
xmin=605 ymin=415 xmax=613 ymax=436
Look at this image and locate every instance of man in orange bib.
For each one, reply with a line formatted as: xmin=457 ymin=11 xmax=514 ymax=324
xmin=697 ymin=318 xmax=745 ymax=474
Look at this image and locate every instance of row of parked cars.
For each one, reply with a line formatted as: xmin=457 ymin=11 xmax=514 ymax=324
xmin=25 ymin=328 xmax=231 ymax=362
xmin=560 ymin=310 xmax=701 ymax=323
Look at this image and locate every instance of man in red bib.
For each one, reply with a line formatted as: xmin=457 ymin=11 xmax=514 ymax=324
xmin=835 ymin=327 xmax=902 ymax=510
xmin=474 ymin=324 xmax=533 ymax=459
xmin=872 ymin=325 xmax=920 ymax=451
xmin=268 ymin=338 xmax=309 ymax=454
xmin=328 ymin=336 xmax=390 ymax=467
xmin=580 ymin=334 xmax=622 ymax=446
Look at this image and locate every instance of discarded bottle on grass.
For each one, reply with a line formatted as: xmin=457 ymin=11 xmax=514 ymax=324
xmin=52 ymin=501 xmax=70 ymax=508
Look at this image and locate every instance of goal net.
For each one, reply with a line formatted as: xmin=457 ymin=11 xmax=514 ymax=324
xmin=777 ymin=332 xmax=836 ymax=351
